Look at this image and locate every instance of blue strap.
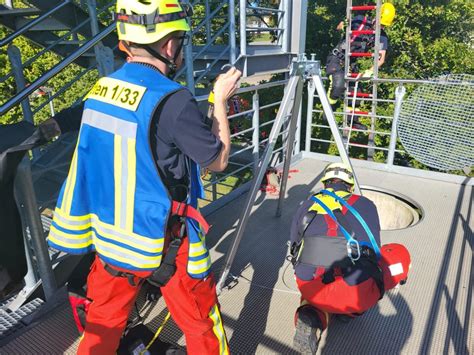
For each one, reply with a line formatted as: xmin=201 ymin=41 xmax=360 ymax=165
xmin=320 ymin=189 xmax=381 ymax=259
xmin=310 ymin=195 xmax=360 ymax=262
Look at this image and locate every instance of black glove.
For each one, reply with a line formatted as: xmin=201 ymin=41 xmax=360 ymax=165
xmin=38 ymin=118 xmax=61 ymax=143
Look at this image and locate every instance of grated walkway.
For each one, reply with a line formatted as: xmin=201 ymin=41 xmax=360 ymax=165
xmin=1 ymin=158 xmax=472 ymax=354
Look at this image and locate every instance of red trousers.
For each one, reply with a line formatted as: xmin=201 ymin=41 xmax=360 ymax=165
xmin=77 ymin=238 xmax=229 ymax=355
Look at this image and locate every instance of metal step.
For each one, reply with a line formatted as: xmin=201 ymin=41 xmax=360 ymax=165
xmin=0 ymin=298 xmax=44 ymax=340
xmin=0 ymin=5 xmax=90 ymax=68
xmin=191 ymin=44 xmax=293 ymax=78
xmin=0 ymin=7 xmax=42 ymax=16
xmin=14 ymin=17 xmax=71 ymax=31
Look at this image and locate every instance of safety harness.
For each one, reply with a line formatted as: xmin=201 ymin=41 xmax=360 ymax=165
xmin=104 ymin=200 xmax=209 ymax=287
xmin=290 ymin=189 xmax=384 ymax=298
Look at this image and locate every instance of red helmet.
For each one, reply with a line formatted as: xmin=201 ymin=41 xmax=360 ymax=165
xmin=379 ymin=243 xmax=411 ymax=290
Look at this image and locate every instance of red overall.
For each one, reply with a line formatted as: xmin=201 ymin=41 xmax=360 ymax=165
xmin=77 ymin=236 xmax=229 ymax=355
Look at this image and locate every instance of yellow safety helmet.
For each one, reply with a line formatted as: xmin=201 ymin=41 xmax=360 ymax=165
xmin=114 ymin=0 xmax=192 ymax=44
xmin=380 ymin=3 xmax=396 ymax=27
xmin=320 ymin=162 xmax=355 ymax=185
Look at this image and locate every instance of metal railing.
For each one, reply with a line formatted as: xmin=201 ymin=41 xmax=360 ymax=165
xmin=242 ymin=0 xmax=289 ymax=49
xmin=196 ymin=79 xmax=291 ymax=206
xmin=0 ymin=0 xmax=297 ymax=312
xmin=0 ymin=1 xmax=114 ymax=85
xmin=0 ymin=24 xmax=115 ymax=116
xmin=305 ymin=76 xmax=471 ymax=170
xmin=0 ymin=0 xmax=72 ymax=48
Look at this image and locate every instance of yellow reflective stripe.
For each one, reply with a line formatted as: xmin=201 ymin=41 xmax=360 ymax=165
xmin=188 ymin=255 xmax=211 ymax=274
xmin=53 ymin=210 xmax=164 ymax=253
xmin=49 ymin=224 xmax=92 ymax=239
xmin=209 ymin=305 xmax=229 ymax=355
xmin=48 ymin=235 xmax=93 ymax=250
xmin=53 ymin=212 xmax=91 ymax=231
xmin=114 ymin=135 xmax=123 ymax=227
xmin=189 ymin=242 xmax=207 ymax=257
xmin=91 ymin=233 xmax=161 ymax=262
xmin=125 ymin=138 xmax=136 ymax=232
xmin=48 ymin=226 xmax=93 ymax=249
xmin=62 ymin=145 xmax=79 ymax=214
xmin=54 ymin=208 xmax=91 ymax=221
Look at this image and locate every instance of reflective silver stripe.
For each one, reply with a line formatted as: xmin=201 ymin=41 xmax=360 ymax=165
xmin=187 ymin=255 xmax=212 ymax=274
xmin=82 ymin=109 xmax=137 ymax=139
xmin=120 ymin=136 xmax=129 ymax=230
xmin=53 ymin=212 xmax=164 ymax=252
xmin=53 ymin=212 xmax=90 ymax=228
xmin=189 ymin=242 xmax=206 ymax=256
xmin=49 ymin=227 xmax=92 ymax=245
xmin=93 ymin=234 xmax=162 ymax=268
xmin=209 ymin=305 xmax=228 ymax=355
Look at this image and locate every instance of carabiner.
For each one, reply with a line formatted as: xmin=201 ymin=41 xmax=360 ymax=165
xmin=347 ymin=239 xmax=361 ymax=263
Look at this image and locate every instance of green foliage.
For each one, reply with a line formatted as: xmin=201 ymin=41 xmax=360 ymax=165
xmin=0 ymin=1 xmax=116 ymax=125
xmin=305 ymin=0 xmax=473 ymax=174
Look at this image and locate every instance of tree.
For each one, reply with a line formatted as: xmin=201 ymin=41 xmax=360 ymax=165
xmin=305 ymin=0 xmax=473 ymax=173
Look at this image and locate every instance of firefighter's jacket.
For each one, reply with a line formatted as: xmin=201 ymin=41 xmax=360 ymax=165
xmin=48 ymin=63 xmax=211 ymax=278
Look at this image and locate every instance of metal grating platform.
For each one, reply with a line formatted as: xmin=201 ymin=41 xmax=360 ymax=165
xmin=0 ymin=158 xmax=472 ymax=354
xmin=0 ymin=298 xmax=44 ymax=340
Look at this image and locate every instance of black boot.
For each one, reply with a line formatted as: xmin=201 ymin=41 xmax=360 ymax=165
xmin=293 ymin=306 xmax=324 ymax=355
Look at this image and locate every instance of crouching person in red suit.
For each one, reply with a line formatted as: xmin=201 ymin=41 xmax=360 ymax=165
xmin=288 ymin=163 xmax=411 ymax=354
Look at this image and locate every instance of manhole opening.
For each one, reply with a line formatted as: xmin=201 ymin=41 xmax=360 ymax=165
xmin=361 ymin=186 xmax=424 ymax=231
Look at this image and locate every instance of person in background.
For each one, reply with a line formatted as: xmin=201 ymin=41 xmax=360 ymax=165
xmin=325 ymin=3 xmax=395 ymax=130
xmin=289 ymin=162 xmax=411 ymax=354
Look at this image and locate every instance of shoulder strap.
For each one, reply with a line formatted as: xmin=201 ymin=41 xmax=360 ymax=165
xmin=321 ymin=189 xmax=381 ymax=259
xmin=298 ymin=210 xmax=317 ymax=241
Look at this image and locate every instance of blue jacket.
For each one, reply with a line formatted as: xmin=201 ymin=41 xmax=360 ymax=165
xmin=48 ymin=63 xmax=212 ymax=278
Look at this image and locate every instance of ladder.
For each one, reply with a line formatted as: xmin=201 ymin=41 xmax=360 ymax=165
xmin=343 ymin=0 xmax=383 ymax=159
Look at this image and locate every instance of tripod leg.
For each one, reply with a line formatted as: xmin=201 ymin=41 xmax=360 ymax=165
xmin=312 ymin=74 xmax=362 ymax=195
xmin=216 ymin=75 xmax=302 ymax=294
xmin=276 ymin=77 xmax=304 ymax=217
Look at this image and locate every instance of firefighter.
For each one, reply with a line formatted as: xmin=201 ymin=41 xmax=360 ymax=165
xmin=326 ymin=3 xmax=396 ymax=130
xmin=289 ymin=162 xmax=411 ymax=354
xmin=46 ymin=0 xmax=241 ymax=353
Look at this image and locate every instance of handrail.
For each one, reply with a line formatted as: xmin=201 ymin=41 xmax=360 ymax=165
xmin=0 ymin=0 xmax=72 ymax=48
xmin=194 ymin=44 xmax=231 ymax=83
xmin=175 ymin=22 xmax=229 ymax=79
xmin=31 ymin=63 xmax=96 ymax=115
xmin=194 ymin=79 xmax=289 ymax=102
xmin=0 ymin=24 xmax=115 ymax=115
xmin=345 ymin=76 xmax=474 ymax=86
xmin=246 ymin=27 xmax=284 ymax=31
xmin=0 ymin=18 xmax=92 ymax=84
xmin=0 ymin=0 xmax=114 ymax=84
xmin=192 ymin=1 xmax=227 ymax=34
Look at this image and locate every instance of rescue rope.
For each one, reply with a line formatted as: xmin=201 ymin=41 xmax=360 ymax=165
xmin=140 ymin=311 xmax=172 ymax=355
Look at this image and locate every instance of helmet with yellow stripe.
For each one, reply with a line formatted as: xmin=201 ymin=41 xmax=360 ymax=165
xmin=320 ymin=162 xmax=355 ymax=186
xmin=114 ymin=0 xmax=192 ymax=44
